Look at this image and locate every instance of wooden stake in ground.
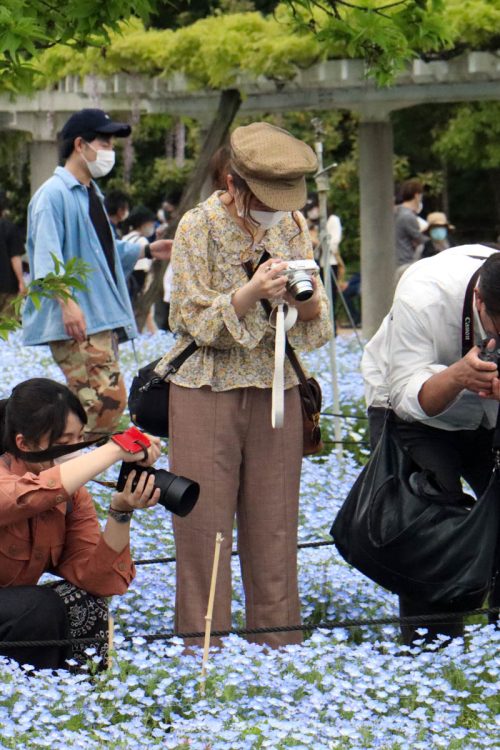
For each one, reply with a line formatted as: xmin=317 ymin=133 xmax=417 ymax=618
xmin=107 ymin=612 xmax=114 ymax=670
xmin=200 ymin=531 xmax=224 ymax=694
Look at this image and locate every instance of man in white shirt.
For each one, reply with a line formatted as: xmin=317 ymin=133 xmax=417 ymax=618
xmin=361 ymin=245 xmax=500 ymax=644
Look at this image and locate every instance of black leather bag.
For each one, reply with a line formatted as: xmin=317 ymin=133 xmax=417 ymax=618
xmin=128 ymin=342 xmax=198 ymax=438
xmin=330 ymin=413 xmax=500 ymax=608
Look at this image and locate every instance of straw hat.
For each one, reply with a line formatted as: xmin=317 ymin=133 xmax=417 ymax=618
xmin=230 ymin=122 xmax=318 ymax=211
xmin=426 ymin=211 xmax=455 ymax=230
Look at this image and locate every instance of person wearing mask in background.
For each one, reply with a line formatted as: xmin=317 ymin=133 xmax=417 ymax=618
xmin=0 ymin=192 xmax=25 ymax=318
xmin=123 ymin=205 xmax=158 ymax=334
xmin=157 ymin=195 xmax=179 ymax=226
xmin=0 ymin=378 xmax=161 ymax=671
xmin=421 ymin=211 xmax=454 ymax=258
xmin=156 ymin=122 xmax=332 ymax=649
xmin=324 ymin=211 xmax=346 ymax=334
xmin=154 ymin=195 xmax=182 ymax=333
xmin=22 ymin=109 xmax=171 ymax=438
xmin=394 ymin=179 xmax=427 ymax=276
xmin=104 ymin=189 xmax=131 ymax=239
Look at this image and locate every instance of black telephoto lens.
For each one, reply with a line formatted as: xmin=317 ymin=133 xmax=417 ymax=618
xmin=116 ymin=462 xmax=199 ymax=517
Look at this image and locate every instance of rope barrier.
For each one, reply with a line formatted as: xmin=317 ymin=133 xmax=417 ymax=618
xmin=322 ymin=439 xmax=370 ymax=446
xmin=135 ymin=539 xmax=334 ymax=567
xmin=1 ymin=607 xmax=497 ymax=650
xmin=321 ymin=412 xmax=368 ymax=420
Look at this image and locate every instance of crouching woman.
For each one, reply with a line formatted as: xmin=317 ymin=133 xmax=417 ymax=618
xmin=0 ymin=378 xmax=161 ymax=671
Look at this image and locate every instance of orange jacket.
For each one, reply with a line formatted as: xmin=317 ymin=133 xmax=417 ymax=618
xmin=0 ymin=454 xmax=135 ymax=597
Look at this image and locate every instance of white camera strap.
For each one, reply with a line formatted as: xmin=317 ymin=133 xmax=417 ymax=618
xmin=270 ymin=303 xmax=298 ymax=428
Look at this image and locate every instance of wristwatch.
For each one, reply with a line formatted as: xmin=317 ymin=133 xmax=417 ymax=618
xmin=108 ymin=506 xmax=133 ymax=524
xmin=144 ymin=243 xmax=152 ymax=260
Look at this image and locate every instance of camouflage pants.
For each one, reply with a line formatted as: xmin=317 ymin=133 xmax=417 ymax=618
xmin=50 ymin=330 xmax=127 ymax=437
xmin=0 ymin=292 xmax=17 ymax=317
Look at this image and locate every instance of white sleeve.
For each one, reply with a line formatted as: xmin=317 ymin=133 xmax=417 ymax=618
xmin=388 ymin=299 xmax=456 ymax=421
xmin=326 ymin=215 xmax=342 ymax=248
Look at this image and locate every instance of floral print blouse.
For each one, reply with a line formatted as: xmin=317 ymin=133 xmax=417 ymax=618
xmin=157 ymin=191 xmax=332 ymax=391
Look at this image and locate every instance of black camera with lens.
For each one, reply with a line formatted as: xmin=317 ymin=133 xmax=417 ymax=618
xmin=116 ymin=462 xmax=199 ymax=517
xmin=478 ymin=335 xmax=500 ymax=367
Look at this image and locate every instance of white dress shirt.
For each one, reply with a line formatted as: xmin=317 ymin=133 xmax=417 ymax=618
xmin=362 ymin=245 xmax=499 ymax=431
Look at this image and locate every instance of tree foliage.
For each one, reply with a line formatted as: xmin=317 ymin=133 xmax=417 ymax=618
xmin=0 ymin=0 xmax=154 ymax=92
xmin=3 ymin=1 xmax=500 ymax=93
xmin=0 ymin=255 xmax=91 ymax=339
xmin=149 ymin=0 xmax=280 ymax=28
xmin=34 ymin=13 xmax=323 ymax=89
xmin=433 ymin=102 xmax=500 ymax=169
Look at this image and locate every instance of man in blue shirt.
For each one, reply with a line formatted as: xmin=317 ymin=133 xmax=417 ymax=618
xmin=23 ymin=108 xmax=171 ymax=436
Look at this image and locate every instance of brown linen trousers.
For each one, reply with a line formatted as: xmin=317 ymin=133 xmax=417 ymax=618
xmin=168 ymin=382 xmax=303 ymax=648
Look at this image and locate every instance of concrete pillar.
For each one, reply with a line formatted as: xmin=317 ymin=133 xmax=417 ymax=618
xmin=358 ymin=118 xmax=395 ymax=339
xmin=29 ymin=140 xmax=58 ymax=196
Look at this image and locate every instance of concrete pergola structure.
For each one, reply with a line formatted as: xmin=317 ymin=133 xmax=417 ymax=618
xmin=2 ymin=50 xmax=500 ymax=336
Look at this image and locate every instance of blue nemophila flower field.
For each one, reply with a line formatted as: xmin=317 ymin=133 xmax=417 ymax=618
xmin=0 ymin=331 xmax=498 ymax=749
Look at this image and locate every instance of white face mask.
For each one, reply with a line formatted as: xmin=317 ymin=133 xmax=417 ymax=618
xmin=83 ymin=144 xmax=116 ymax=179
xmin=249 ymin=209 xmax=287 ymax=230
xmin=53 ymin=448 xmax=85 ymax=465
xmin=143 ymin=223 xmax=156 ymax=238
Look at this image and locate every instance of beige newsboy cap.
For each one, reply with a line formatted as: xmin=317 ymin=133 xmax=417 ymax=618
xmin=230 ymin=122 xmax=318 ymax=211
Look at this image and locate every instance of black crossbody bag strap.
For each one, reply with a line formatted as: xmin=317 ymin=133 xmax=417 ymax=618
xmin=242 ymin=252 xmax=311 ymax=391
xmin=162 ymin=340 xmax=199 ymax=377
xmin=460 ymin=257 xmax=500 ymax=456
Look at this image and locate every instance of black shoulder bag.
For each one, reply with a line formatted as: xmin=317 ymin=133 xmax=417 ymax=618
xmin=331 ymin=265 xmax=500 ymax=607
xmin=128 ymin=341 xmax=198 ymax=438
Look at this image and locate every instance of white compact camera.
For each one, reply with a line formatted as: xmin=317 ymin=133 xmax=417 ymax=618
xmin=272 ymin=259 xmax=319 ymax=301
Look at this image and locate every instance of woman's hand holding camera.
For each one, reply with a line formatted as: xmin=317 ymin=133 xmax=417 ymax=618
xmin=110 ymin=469 xmax=161 ymax=513
xmin=250 ymin=259 xmax=288 ymax=301
xmin=121 ymin=435 xmax=162 ymax=467
xmin=108 ymin=431 xmax=162 ymax=511
xmin=232 ymin=258 xmax=288 ymax=318
xmin=284 ymin=274 xmax=322 ymax=321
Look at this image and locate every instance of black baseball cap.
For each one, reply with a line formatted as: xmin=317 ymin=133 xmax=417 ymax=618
xmin=60 ymin=108 xmax=131 ymax=140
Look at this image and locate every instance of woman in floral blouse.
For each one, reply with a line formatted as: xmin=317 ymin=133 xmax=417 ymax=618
xmin=159 ymin=122 xmax=332 ymax=647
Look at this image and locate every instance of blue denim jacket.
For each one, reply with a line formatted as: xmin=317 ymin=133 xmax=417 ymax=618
xmin=23 ymin=167 xmax=140 ymax=345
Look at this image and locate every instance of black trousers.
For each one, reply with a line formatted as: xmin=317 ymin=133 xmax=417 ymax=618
xmin=367 ymin=408 xmax=498 ymax=645
xmin=0 ymin=582 xmax=109 ymax=671
xmin=0 ymin=586 xmax=71 ymax=670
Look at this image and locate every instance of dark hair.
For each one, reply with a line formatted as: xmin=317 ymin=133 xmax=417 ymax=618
xmin=209 ymin=145 xmax=231 ymax=191
xmin=104 ymin=189 xmax=130 ymax=216
xmin=399 ymin=179 xmax=424 ymax=203
xmin=127 ymin=205 xmax=156 ymax=230
xmin=478 ymin=252 xmax=500 ymax=316
xmin=58 ymin=131 xmax=111 ymax=162
xmin=0 ymin=378 xmax=87 ymax=457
